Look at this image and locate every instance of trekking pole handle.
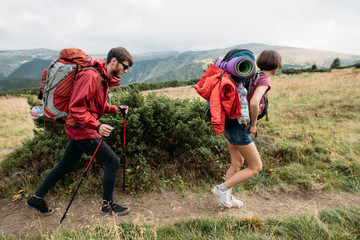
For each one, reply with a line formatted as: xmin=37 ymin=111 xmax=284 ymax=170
xmin=118 ymin=105 xmax=128 ymax=118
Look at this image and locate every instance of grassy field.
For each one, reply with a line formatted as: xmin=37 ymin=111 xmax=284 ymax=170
xmin=0 ymin=97 xmax=34 ymax=162
xmin=144 ymin=68 xmax=360 ymax=192
xmin=263 ymin=68 xmax=360 ymax=192
xmin=142 ymin=85 xmax=202 ymax=100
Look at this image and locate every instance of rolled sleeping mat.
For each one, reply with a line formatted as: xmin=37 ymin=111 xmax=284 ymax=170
xmin=226 ymin=56 xmax=256 ymax=78
xmin=215 ymin=56 xmax=256 ymax=78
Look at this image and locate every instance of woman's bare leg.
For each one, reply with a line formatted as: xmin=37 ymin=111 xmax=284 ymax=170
xmin=225 ymin=140 xmax=244 ymax=181
xmin=224 ymin=142 xmax=262 ymax=189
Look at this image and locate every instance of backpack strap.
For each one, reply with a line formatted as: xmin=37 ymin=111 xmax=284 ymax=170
xmin=255 ymin=72 xmax=269 ymax=121
xmin=246 ymin=76 xmax=254 ymax=95
xmin=254 ymin=72 xmax=266 ymax=85
xmin=82 ymin=67 xmax=112 ymax=109
xmin=247 ymin=72 xmax=266 ymax=95
xmin=82 ymin=67 xmax=104 ymax=89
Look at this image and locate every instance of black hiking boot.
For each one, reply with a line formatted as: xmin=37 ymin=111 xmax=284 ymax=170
xmin=26 ymin=196 xmax=54 ymax=216
xmin=102 ymin=200 xmax=130 ymax=216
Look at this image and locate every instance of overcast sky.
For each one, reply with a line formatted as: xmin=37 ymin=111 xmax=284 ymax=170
xmin=0 ymin=0 xmax=359 ymax=55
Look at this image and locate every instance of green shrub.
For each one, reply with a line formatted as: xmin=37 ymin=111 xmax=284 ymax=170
xmin=0 ymin=88 xmax=229 ymax=197
xmin=0 ymin=87 xmax=39 ymax=96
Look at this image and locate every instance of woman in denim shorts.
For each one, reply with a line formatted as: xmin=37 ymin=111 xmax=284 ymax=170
xmin=212 ymin=50 xmax=282 ymax=208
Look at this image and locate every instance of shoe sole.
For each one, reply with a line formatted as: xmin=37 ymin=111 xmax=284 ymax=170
xmin=25 ymin=201 xmax=54 ymax=216
xmin=233 ymin=204 xmax=244 ymax=208
xmin=211 ymin=188 xmax=232 ymax=208
xmin=219 ymin=202 xmax=243 ymax=208
xmin=116 ymin=208 xmax=130 ymax=216
xmin=102 ymin=208 xmax=131 ymax=216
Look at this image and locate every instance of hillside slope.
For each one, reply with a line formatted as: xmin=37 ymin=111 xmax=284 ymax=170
xmin=0 ymin=68 xmax=359 ymax=238
xmin=0 ymin=48 xmax=58 ymax=77
xmin=0 ymin=43 xmax=359 ymax=91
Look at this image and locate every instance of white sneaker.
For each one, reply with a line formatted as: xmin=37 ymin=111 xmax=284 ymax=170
xmin=211 ymin=186 xmax=232 ymax=208
xmin=218 ymin=195 xmax=244 ymax=208
xmin=230 ymin=195 xmax=244 ymax=208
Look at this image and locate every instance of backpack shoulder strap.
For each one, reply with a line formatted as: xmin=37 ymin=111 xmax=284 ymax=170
xmin=254 ymin=72 xmax=266 ymax=85
xmin=245 ymin=72 xmax=257 ymax=94
xmin=247 ymin=72 xmax=266 ymax=95
xmin=82 ymin=67 xmax=98 ymax=73
xmin=82 ymin=67 xmax=104 ymax=89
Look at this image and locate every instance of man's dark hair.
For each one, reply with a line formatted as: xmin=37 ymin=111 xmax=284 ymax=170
xmin=256 ymin=50 xmax=282 ymax=71
xmin=107 ymin=47 xmax=134 ymax=66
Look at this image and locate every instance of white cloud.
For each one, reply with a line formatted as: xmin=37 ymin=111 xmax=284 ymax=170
xmin=0 ymin=0 xmax=359 ymax=55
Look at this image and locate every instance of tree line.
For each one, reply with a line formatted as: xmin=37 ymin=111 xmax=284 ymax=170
xmin=282 ymin=58 xmax=360 ymax=75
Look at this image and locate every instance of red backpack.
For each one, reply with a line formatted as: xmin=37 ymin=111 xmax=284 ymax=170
xmin=38 ymin=48 xmax=92 ymax=123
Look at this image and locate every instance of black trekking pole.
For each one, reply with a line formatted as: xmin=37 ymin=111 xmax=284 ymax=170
xmin=120 ymin=107 xmax=128 ymax=194
xmin=60 ymin=137 xmax=104 ymax=225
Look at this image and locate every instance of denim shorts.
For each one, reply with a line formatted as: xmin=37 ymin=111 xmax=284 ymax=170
xmin=224 ymin=124 xmax=253 ymax=146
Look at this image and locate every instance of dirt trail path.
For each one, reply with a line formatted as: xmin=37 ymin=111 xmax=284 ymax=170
xmin=1 ymin=188 xmax=360 ymax=237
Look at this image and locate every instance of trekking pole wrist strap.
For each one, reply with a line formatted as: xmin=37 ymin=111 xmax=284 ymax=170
xmin=96 ymin=123 xmax=102 ymax=133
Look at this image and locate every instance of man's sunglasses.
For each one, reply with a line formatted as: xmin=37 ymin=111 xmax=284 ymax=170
xmin=116 ymin=59 xmax=129 ymax=70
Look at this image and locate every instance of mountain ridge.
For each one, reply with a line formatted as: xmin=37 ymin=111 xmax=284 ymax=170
xmin=0 ymin=43 xmax=359 ymax=91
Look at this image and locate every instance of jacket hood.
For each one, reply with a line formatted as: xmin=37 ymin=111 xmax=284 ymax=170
xmin=89 ymin=59 xmax=121 ymax=87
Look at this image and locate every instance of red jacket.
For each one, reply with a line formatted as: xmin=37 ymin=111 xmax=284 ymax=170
xmin=194 ymin=64 xmax=241 ymax=133
xmin=65 ymin=59 xmax=120 ymax=140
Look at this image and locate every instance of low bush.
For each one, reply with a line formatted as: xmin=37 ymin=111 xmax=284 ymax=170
xmin=0 ymin=88 xmax=229 ymax=197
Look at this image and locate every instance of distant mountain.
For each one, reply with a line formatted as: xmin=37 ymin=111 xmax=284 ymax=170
xmin=0 ymin=78 xmax=39 ymax=92
xmin=4 ymin=59 xmax=51 ymax=80
xmin=0 ymin=43 xmax=359 ymax=91
xmin=0 ymin=48 xmax=58 ymax=78
xmin=120 ymin=43 xmax=360 ymax=84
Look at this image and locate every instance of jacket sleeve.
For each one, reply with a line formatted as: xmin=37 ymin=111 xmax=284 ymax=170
xmin=209 ymin=82 xmax=224 ymax=133
xmin=104 ymin=104 xmax=117 ymax=113
xmin=68 ymin=71 xmax=100 ymax=130
xmin=194 ymin=64 xmax=219 ymax=100
xmin=221 ymin=78 xmax=241 ymax=119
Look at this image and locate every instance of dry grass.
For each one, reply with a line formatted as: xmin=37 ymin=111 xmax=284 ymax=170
xmin=143 ymin=68 xmax=359 ymax=103
xmin=142 ymin=85 xmax=203 ymax=100
xmin=270 ymin=68 xmax=360 ymax=139
xmin=272 ymin=68 xmax=359 ymax=99
xmin=143 ymin=68 xmax=360 ymax=152
xmin=0 ymin=97 xmax=34 ymax=161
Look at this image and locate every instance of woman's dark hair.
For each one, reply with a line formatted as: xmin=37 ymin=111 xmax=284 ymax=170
xmin=256 ymin=50 xmax=282 ymax=71
xmin=107 ymin=47 xmax=133 ymax=66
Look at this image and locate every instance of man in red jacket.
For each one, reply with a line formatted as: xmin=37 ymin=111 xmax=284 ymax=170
xmin=26 ymin=47 xmax=133 ymax=216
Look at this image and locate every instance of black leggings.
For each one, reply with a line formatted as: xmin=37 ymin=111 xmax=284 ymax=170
xmin=35 ymin=138 xmax=120 ymax=202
